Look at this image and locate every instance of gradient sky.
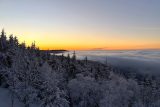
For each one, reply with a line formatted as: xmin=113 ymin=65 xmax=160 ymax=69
xmin=0 ymin=0 xmax=160 ymax=50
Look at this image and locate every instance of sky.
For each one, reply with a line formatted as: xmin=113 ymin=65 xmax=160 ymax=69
xmin=0 ymin=0 xmax=160 ymax=50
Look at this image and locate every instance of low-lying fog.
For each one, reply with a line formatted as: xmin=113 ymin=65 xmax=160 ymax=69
xmin=61 ymin=50 xmax=160 ymax=75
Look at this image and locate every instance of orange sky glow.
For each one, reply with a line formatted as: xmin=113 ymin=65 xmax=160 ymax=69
xmin=1 ymin=0 xmax=160 ymax=50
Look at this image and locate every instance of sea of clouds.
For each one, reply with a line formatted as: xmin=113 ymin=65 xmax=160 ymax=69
xmin=63 ymin=50 xmax=160 ymax=75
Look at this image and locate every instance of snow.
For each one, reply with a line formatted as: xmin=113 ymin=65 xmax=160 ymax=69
xmin=0 ymin=88 xmax=23 ymax=107
xmin=0 ymin=88 xmax=39 ymax=107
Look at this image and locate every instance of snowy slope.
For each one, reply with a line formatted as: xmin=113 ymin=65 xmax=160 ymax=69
xmin=0 ymin=88 xmax=23 ymax=107
xmin=0 ymin=88 xmax=38 ymax=107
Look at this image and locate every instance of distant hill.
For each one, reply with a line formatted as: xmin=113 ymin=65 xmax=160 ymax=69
xmin=40 ymin=49 xmax=67 ymax=53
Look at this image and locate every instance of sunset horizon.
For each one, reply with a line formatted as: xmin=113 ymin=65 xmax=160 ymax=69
xmin=1 ymin=0 xmax=160 ymax=51
xmin=2 ymin=29 xmax=160 ymax=51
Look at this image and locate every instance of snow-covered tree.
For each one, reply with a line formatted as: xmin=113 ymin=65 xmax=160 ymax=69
xmin=38 ymin=62 xmax=69 ymax=107
xmin=6 ymin=47 xmax=38 ymax=107
xmin=0 ymin=29 xmax=8 ymax=52
xmin=68 ymin=74 xmax=102 ymax=107
xmin=72 ymin=51 xmax=76 ymax=61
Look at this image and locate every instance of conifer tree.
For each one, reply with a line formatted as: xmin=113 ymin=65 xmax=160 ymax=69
xmin=67 ymin=53 xmax=70 ymax=63
xmin=0 ymin=29 xmax=7 ymax=51
xmin=72 ymin=51 xmax=76 ymax=61
xmin=84 ymin=56 xmax=88 ymax=65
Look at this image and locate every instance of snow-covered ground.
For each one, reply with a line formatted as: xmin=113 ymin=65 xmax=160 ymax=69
xmin=0 ymin=88 xmax=38 ymax=107
xmin=0 ymin=88 xmax=23 ymax=107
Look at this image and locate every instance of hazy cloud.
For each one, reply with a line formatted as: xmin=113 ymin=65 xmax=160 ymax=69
xmin=66 ymin=50 xmax=160 ymax=75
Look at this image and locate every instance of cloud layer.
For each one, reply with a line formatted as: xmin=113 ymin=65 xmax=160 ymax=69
xmin=65 ymin=50 xmax=160 ymax=75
